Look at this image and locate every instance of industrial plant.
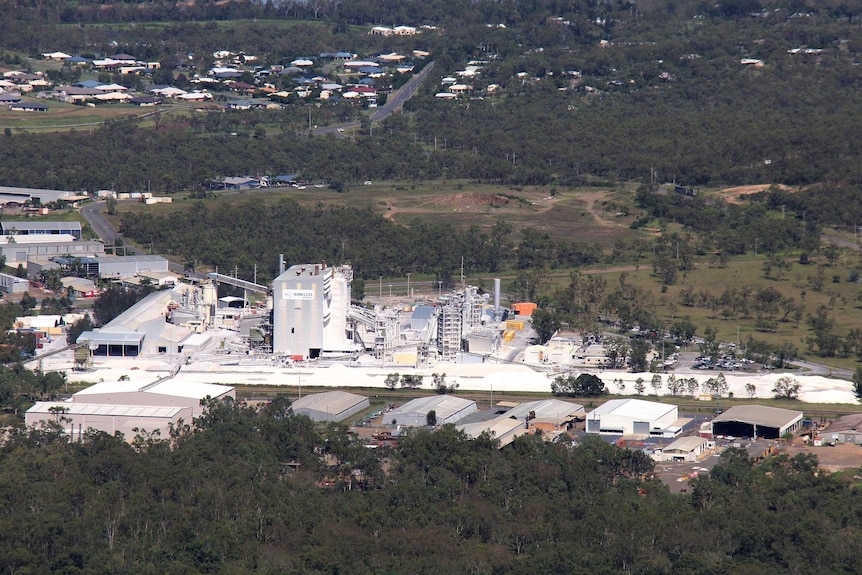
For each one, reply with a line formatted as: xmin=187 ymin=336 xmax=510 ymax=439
xmin=75 ymin=259 xmax=520 ymax=370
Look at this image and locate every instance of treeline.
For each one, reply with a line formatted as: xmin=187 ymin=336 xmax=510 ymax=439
xmin=117 ymin=198 xmax=606 ymax=281
xmin=2 ymin=397 xmax=862 ymax=574
xmin=633 ymin=188 xmax=821 ymax=255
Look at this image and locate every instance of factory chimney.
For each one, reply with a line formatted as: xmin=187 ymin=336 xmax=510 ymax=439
xmin=278 ymin=254 xmax=285 ymax=275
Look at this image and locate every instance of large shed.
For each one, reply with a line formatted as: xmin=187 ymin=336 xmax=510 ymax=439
xmin=458 ymin=416 xmax=528 ymax=448
xmin=97 ymin=255 xmax=170 ymax=279
xmin=72 ymin=379 xmax=235 ymax=418
xmin=711 ymin=405 xmax=803 ymax=439
xmin=505 ymin=399 xmax=585 ymax=426
xmin=586 ymin=398 xmax=678 ymax=436
xmin=291 ymin=391 xmax=369 ymax=422
xmin=383 ymin=395 xmax=477 ymax=427
xmin=26 ymin=402 xmax=189 ymax=442
xmin=0 ymin=221 xmax=82 ymax=239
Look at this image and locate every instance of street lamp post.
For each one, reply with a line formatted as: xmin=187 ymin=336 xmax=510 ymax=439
xmin=379 ymin=276 xmax=382 ymax=301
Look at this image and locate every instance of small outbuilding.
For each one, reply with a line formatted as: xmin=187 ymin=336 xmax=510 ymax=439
xmin=711 ymin=405 xmax=803 ymax=439
xmin=821 ymin=414 xmax=862 ymax=444
xmin=383 ymin=395 xmax=477 ymax=427
xmin=655 ymin=435 xmax=709 ymax=462
xmin=291 ymin=391 xmax=369 ymax=422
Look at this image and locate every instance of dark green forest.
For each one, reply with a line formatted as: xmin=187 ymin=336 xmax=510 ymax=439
xmin=118 ymin=198 xmax=609 ymax=281
xmin=2 ymin=398 xmax=861 ymax=575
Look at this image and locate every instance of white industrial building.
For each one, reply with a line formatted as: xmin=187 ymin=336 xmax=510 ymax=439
xmin=0 ymin=272 xmax=29 ymax=294
xmin=0 ymin=221 xmax=82 ymax=239
xmin=77 ymin=283 xmax=216 ymax=357
xmin=0 ymin=236 xmax=105 ymax=267
xmin=271 ymin=263 xmax=354 ymax=358
xmin=26 ymin=402 xmax=189 ymax=441
xmin=97 ymin=255 xmax=170 ymax=279
xmin=26 ymin=378 xmax=236 ymax=443
xmin=0 ymin=186 xmax=86 ymax=205
xmin=291 ymin=391 xmax=369 ymax=422
xmin=585 ymin=399 xmax=679 ymax=437
xmin=72 ymin=379 xmax=235 ymax=418
xmin=383 ymin=395 xmax=477 ymax=427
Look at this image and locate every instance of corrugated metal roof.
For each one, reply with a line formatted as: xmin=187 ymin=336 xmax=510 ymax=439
xmin=389 ymin=395 xmax=476 ymax=420
xmin=74 ymin=381 xmax=146 ymax=395
xmin=144 ymin=380 xmax=234 ymax=400
xmin=589 ymin=398 xmax=677 ymax=421
xmin=1 ymin=221 xmax=81 ymax=232
xmin=663 ymin=435 xmax=708 ymax=453
xmin=74 ymin=379 xmax=233 ymax=401
xmin=101 ymin=288 xmax=177 ymax=331
xmin=292 ymin=391 xmax=367 ymax=415
xmin=28 ymin=402 xmax=184 ymax=418
xmin=0 ymin=186 xmax=76 ymax=202
xmin=506 ymin=399 xmax=584 ymax=422
xmin=712 ymin=405 xmax=802 ymax=429
xmin=458 ymin=416 xmax=527 ymax=447
xmin=76 ymin=330 xmax=144 ymax=345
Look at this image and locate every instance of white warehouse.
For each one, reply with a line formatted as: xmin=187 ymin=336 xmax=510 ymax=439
xmin=383 ymin=395 xmax=477 ymax=427
xmin=26 ymin=402 xmax=188 ymax=442
xmin=71 ymin=379 xmax=235 ymax=418
xmin=586 ymin=398 xmax=679 ymax=437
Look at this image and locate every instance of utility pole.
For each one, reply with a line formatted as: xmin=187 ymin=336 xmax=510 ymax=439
xmin=438 ymin=281 xmax=442 ymax=299
xmin=406 ymin=273 xmax=411 ymax=298
xmin=379 ymin=276 xmax=382 ymax=301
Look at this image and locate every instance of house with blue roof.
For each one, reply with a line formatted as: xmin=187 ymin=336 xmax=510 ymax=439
xmin=74 ymin=80 xmax=103 ymax=89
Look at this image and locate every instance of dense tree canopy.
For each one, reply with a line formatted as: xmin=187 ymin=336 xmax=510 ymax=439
xmin=1 ymin=399 xmax=861 ymax=574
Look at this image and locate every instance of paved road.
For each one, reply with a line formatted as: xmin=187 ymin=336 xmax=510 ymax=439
xmin=311 ymin=61 xmax=435 ymax=136
xmin=80 ymin=200 xmax=124 ymax=246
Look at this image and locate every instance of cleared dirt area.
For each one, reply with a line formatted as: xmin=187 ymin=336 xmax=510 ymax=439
xmin=381 ymin=189 xmax=554 ymax=222
xmin=785 ymin=442 xmax=862 ymax=472
xmin=718 ymin=184 xmax=794 ymax=204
